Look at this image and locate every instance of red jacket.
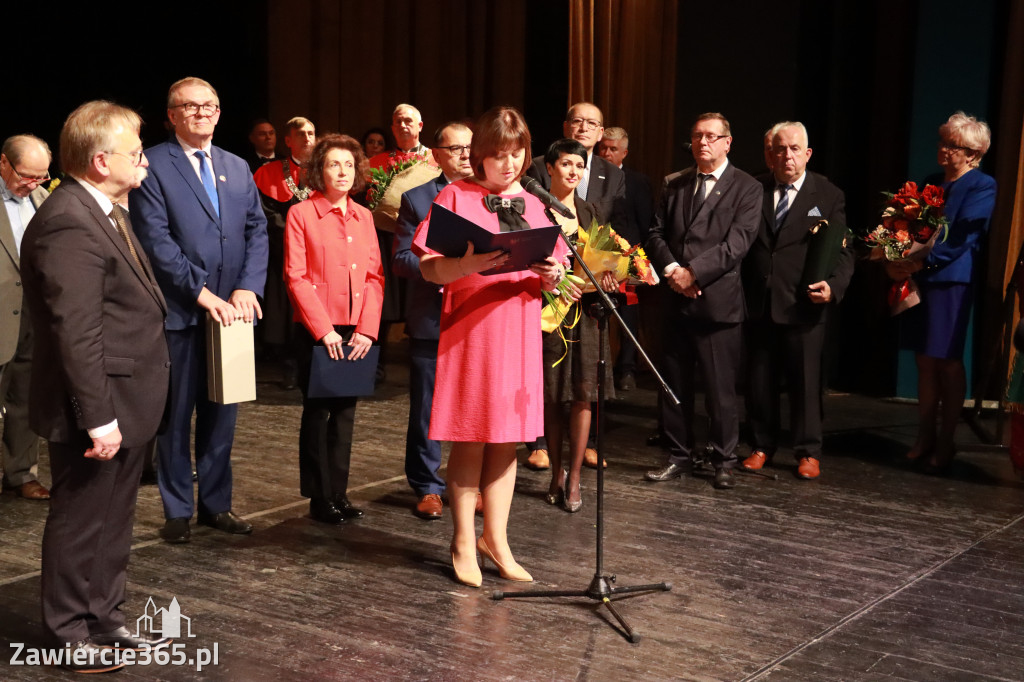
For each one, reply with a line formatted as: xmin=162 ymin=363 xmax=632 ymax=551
xmin=284 ymin=192 xmax=384 ymax=341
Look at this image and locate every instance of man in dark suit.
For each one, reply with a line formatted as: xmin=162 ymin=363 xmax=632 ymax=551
xmin=393 ymin=122 xmax=473 ymax=520
xmin=0 ymin=135 xmax=52 ymax=500
xmin=131 ymin=77 xmax=269 ymax=543
xmin=644 ymin=112 xmax=761 ymax=489
xmin=740 ymin=121 xmax=853 ymax=480
xmin=22 ymin=101 xmax=170 ymax=671
xmin=598 ymin=126 xmax=655 ymax=391
xmin=245 ymin=118 xmax=277 ymax=174
xmin=527 ymin=102 xmax=628 ymax=231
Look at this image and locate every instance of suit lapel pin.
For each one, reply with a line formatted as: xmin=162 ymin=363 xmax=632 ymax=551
xmin=219 ymin=175 xmax=227 ymax=182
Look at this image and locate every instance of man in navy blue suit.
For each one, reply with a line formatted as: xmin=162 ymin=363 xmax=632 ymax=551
xmin=392 ymin=122 xmax=473 ymax=520
xmin=131 ymin=77 xmax=269 ymax=543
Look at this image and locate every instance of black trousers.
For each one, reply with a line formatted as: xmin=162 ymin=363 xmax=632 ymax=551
xmin=297 ymin=325 xmax=357 ymax=501
xmin=660 ymin=315 xmax=742 ymax=469
xmin=42 ymin=439 xmax=145 ymax=643
xmin=745 ymin=317 xmax=826 ymax=460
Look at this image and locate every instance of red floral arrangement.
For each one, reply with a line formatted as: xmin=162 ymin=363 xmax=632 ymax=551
xmin=863 ymin=181 xmax=949 ymax=313
xmin=365 ymin=151 xmax=431 ymax=210
xmin=864 ymin=181 xmax=948 ymax=261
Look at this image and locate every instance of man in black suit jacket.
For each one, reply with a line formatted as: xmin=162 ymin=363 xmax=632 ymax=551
xmin=740 ymin=122 xmax=853 ymax=480
xmin=393 ymin=122 xmax=473 ymax=520
xmin=644 ymin=113 xmax=761 ymax=489
xmin=526 ymin=102 xmax=628 ymax=231
xmin=22 ymin=101 xmax=170 ymax=672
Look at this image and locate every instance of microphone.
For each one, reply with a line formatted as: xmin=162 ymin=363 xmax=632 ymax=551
xmin=521 ymin=176 xmax=575 ymax=219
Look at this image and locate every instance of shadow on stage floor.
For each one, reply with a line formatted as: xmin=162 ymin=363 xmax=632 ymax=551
xmin=1 ymin=347 xmax=1023 ymax=680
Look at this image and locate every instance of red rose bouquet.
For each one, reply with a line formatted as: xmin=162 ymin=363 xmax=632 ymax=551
xmin=365 ymin=151 xmax=437 ymax=232
xmin=864 ymin=181 xmax=948 ymax=314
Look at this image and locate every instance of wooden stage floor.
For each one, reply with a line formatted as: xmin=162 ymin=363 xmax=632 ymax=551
xmin=2 ymin=347 xmax=1023 ymax=681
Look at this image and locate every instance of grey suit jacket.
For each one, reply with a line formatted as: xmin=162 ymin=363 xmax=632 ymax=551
xmin=645 ymin=162 xmax=761 ymax=323
xmin=0 ymin=185 xmax=48 ymax=364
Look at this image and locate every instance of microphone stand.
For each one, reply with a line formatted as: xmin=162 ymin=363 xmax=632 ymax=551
xmin=493 ymin=220 xmax=678 ymax=643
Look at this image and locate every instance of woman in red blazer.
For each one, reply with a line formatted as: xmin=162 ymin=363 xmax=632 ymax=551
xmin=284 ymin=134 xmax=385 ymax=524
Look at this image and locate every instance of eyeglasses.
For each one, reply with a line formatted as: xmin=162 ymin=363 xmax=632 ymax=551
xmin=691 ymin=133 xmax=729 ymax=143
xmin=3 ymin=157 xmax=50 ymax=185
xmin=568 ymin=117 xmax=603 ymax=131
xmin=173 ymin=101 xmax=220 ymax=117
xmin=436 ymin=144 xmax=471 ymax=156
xmin=106 ymin=150 xmax=146 ymax=167
xmin=938 ymin=140 xmax=974 ymax=154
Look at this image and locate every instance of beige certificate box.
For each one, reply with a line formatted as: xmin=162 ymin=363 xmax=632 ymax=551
xmin=206 ymin=314 xmax=256 ymax=404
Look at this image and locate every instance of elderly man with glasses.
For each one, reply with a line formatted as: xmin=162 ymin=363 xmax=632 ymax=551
xmin=644 ymin=112 xmax=761 ymax=490
xmin=0 ymin=134 xmax=52 ymax=501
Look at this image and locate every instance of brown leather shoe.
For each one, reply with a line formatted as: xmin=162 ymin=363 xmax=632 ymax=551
xmin=414 ymin=493 xmax=443 ymax=520
xmin=524 ymin=448 xmax=550 ymax=470
xmin=16 ymin=480 xmax=50 ymax=500
xmin=741 ymin=451 xmax=770 ymax=471
xmin=797 ymin=457 xmax=821 ymax=479
xmin=583 ymin=447 xmax=606 ymax=469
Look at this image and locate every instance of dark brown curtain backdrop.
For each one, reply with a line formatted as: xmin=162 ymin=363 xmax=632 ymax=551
xmin=569 ymin=0 xmax=679 ymax=186
xmin=267 ymin=0 xmax=527 ymax=143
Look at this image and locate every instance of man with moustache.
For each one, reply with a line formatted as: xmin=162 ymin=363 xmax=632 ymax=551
xmin=644 ymin=113 xmax=761 ymax=489
xmin=0 ymin=135 xmax=52 ymax=500
xmin=131 ymin=77 xmax=269 ymax=543
xmin=370 ymin=103 xmax=428 ymax=168
xmin=22 ymin=101 xmax=170 ymax=671
xmin=253 ymin=116 xmax=316 ymax=388
xmin=740 ymin=121 xmax=852 ymax=480
xmin=393 ymin=122 xmax=473 ymax=520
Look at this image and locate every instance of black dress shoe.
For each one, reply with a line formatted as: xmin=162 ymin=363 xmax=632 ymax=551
xmin=197 ymin=510 xmax=253 ymax=534
xmin=61 ymin=639 xmax=125 ymax=672
xmin=713 ymin=467 xmax=736 ymax=489
xmin=645 ymin=462 xmax=688 ymax=482
xmin=160 ymin=517 xmax=191 ymax=544
xmin=310 ymin=498 xmax=345 ymax=524
xmin=92 ymin=626 xmax=171 ymax=651
xmin=332 ymin=496 xmax=364 ymax=519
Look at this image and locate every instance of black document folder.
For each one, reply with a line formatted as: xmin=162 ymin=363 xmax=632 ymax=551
xmin=425 ymin=204 xmax=561 ymax=275
xmin=799 ymin=219 xmax=849 ymax=290
xmin=307 ymin=346 xmax=380 ymax=398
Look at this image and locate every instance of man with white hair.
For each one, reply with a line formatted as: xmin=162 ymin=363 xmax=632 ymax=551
xmin=740 ymin=121 xmax=853 ymax=480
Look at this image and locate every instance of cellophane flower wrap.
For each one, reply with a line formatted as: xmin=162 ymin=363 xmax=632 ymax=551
xmin=577 ymin=219 xmax=659 ymax=291
xmin=366 ymin=151 xmax=437 ymax=232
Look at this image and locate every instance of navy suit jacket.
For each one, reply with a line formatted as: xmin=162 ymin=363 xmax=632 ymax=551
xmin=130 ymin=137 xmax=269 ymax=330
xmin=742 ymin=171 xmax=853 ymax=326
xmin=918 ymin=168 xmax=996 ymax=285
xmin=622 ymin=165 xmax=654 ymax=246
xmin=393 ymin=173 xmax=447 ymax=340
xmin=646 ymin=162 xmax=761 ymax=323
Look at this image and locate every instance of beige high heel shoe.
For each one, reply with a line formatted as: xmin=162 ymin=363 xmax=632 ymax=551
xmin=450 ymin=545 xmax=482 ymax=588
xmin=476 ymin=537 xmax=533 ymax=582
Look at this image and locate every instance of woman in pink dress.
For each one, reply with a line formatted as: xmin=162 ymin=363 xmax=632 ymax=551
xmin=413 ymin=106 xmax=574 ymax=587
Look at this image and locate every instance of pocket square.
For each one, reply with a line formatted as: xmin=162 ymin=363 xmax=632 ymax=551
xmin=807 ymin=206 xmax=822 ymax=217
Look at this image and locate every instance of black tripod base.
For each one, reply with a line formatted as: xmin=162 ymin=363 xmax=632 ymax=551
xmin=493 ymin=575 xmax=672 ymax=643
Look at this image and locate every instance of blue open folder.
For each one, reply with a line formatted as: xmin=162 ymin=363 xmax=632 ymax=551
xmin=307 ymin=346 xmax=380 ymax=398
xmin=425 ymin=204 xmax=561 ymax=275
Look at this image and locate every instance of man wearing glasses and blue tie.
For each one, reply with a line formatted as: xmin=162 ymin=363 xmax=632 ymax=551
xmin=131 ymin=77 xmax=268 ymax=544
xmin=644 ymin=113 xmax=761 ymax=490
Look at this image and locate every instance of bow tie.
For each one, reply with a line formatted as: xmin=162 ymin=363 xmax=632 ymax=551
xmin=483 ymin=194 xmax=530 ymax=233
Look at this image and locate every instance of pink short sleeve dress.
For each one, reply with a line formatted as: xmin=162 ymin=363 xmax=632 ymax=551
xmin=412 ymin=179 xmax=562 ymax=443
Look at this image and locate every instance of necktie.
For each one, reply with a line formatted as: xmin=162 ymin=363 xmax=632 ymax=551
xmin=110 ymin=205 xmax=143 ymax=269
xmin=774 ymin=184 xmax=793 ymax=229
xmin=690 ymin=173 xmax=711 ymax=222
xmin=576 ymin=165 xmax=590 ymax=201
xmin=194 ymin=150 xmax=220 ymax=217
